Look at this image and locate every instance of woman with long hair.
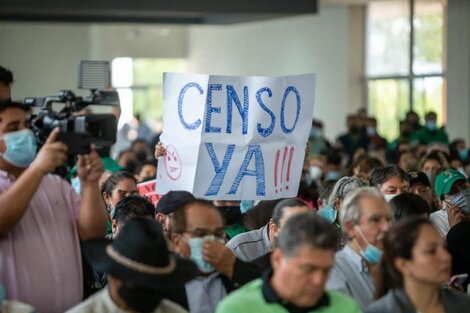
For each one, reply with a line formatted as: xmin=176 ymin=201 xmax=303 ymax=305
xmin=366 ymin=217 xmax=470 ymax=313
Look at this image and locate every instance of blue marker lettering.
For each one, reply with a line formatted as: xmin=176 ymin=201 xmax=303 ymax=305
xmin=228 ymin=145 xmax=265 ymax=196
xmin=280 ymin=86 xmax=301 ymax=134
xmin=178 ymin=82 xmax=204 ymax=130
xmin=204 ymin=143 xmax=235 ymax=196
xmin=226 ymin=85 xmax=249 ymax=135
xmin=205 ymin=84 xmax=222 ymax=133
xmin=256 ymin=87 xmax=275 ymax=137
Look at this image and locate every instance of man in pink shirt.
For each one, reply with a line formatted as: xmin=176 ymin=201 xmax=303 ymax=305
xmin=0 ymin=99 xmax=107 ymax=313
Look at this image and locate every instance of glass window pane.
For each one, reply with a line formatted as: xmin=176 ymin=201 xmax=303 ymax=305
xmin=413 ymin=1 xmax=444 ymax=75
xmin=133 ymin=58 xmax=186 ymax=86
xmin=413 ymin=77 xmax=445 ymax=126
xmin=368 ymin=79 xmax=410 ymax=141
xmin=366 ymin=1 xmax=410 ymax=76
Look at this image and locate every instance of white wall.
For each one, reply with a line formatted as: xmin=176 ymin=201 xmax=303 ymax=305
xmin=0 ymin=6 xmax=356 ymax=140
xmin=447 ymin=0 xmax=470 ymax=143
xmin=0 ymin=23 xmax=91 ymax=99
xmin=187 ymin=7 xmax=353 ymax=140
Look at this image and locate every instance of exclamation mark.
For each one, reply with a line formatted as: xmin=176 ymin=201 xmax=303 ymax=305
xmin=274 ymin=149 xmax=280 ymax=193
xmin=280 ymin=146 xmax=288 ymax=192
xmin=285 ymin=146 xmax=294 ymax=190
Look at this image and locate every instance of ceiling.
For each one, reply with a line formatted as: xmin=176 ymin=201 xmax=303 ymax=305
xmin=0 ymin=0 xmax=318 ymax=24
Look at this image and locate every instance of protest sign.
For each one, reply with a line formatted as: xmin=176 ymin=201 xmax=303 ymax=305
xmin=137 ymin=179 xmax=162 ymax=206
xmin=156 ymin=73 xmax=315 ymax=200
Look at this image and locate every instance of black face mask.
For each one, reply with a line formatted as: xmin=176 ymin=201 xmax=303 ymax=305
xmin=118 ymin=284 xmax=163 ymax=313
xmin=217 ymin=206 xmax=241 ymax=225
xmin=350 ymin=126 xmax=360 ymax=134
xmin=125 ymin=160 xmax=138 ymax=174
xmin=136 ymin=151 xmax=149 ymax=163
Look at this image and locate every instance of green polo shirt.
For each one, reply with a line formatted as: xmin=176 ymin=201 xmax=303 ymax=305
xmin=216 ymin=279 xmax=361 ymax=313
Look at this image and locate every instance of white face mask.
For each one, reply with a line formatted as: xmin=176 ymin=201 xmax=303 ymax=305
xmin=383 ymin=194 xmax=396 ymax=203
xmin=309 ymin=166 xmax=322 ymax=180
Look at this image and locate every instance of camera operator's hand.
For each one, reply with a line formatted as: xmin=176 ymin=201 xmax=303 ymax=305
xmin=30 ymin=128 xmax=68 ymax=175
xmin=77 ymin=144 xmax=103 ymax=185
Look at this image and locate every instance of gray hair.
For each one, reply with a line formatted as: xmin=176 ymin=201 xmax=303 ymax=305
xmin=327 ymin=176 xmax=367 ymax=205
xmin=339 ymin=187 xmax=384 ymax=228
xmin=277 ymin=211 xmax=339 ymax=256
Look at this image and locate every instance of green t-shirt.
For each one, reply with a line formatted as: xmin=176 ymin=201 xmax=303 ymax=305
xmin=216 ymin=279 xmax=362 ymax=313
xmin=224 ymin=220 xmax=247 ymax=240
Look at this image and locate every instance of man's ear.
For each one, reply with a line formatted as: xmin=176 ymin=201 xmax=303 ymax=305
xmin=268 ymin=219 xmax=279 ymax=239
xmin=111 ymin=219 xmax=118 ymax=237
xmin=270 ymin=248 xmax=283 ymax=272
xmin=171 ymin=233 xmax=182 ymax=254
xmin=343 ymin=220 xmax=356 ymax=239
xmin=102 ymin=192 xmax=111 ymax=206
xmin=334 ymin=198 xmax=342 ymax=210
xmin=155 ymin=213 xmax=166 ymax=225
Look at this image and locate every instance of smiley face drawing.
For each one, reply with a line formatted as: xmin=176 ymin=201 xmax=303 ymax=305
xmin=164 ymin=145 xmax=182 ymax=180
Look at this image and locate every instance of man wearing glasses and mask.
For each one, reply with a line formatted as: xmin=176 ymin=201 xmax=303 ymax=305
xmin=170 ymin=199 xmax=235 ymax=313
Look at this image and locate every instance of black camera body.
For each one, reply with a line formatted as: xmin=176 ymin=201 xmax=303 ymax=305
xmin=25 ymin=89 xmax=119 ymax=155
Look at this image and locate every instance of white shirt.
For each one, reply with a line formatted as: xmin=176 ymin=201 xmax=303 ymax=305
xmin=66 ymin=288 xmax=187 ymax=313
xmin=185 ymin=272 xmax=227 ymax=313
xmin=430 ymin=209 xmax=450 ymax=237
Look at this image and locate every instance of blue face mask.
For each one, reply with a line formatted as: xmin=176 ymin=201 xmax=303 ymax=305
xmin=0 ymin=282 xmax=4 ymax=305
xmin=71 ymin=177 xmax=81 ymax=195
xmin=317 ymin=205 xmax=337 ymax=224
xmin=109 ymin=204 xmax=117 ymax=219
xmin=325 ymin=171 xmax=342 ymax=181
xmin=309 ymin=128 xmax=317 ymax=138
xmin=459 ymin=149 xmax=468 ymax=161
xmin=1 ymin=129 xmax=37 ymax=168
xmin=355 ymin=226 xmax=383 ymax=264
xmin=240 ymin=200 xmax=254 ymax=214
xmin=188 ymin=236 xmax=216 ymax=273
xmin=425 ymin=120 xmax=437 ymax=131
xmin=366 ymin=127 xmax=376 ymax=136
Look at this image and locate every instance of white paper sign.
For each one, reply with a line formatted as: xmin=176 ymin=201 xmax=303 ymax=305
xmin=156 ymin=73 xmax=315 ymax=200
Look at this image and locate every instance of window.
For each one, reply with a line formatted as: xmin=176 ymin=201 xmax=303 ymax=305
xmin=112 ymin=58 xmax=186 ymax=130
xmin=366 ymin=0 xmax=445 ymax=141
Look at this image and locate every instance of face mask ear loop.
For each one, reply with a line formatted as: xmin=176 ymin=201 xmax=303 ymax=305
xmin=353 ymin=225 xmax=369 ymax=251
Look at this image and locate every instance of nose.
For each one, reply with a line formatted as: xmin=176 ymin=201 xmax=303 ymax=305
xmin=440 ymin=247 xmax=452 ymax=263
xmin=310 ymin=271 xmax=327 ymax=287
xmin=380 ymin=217 xmax=390 ymax=233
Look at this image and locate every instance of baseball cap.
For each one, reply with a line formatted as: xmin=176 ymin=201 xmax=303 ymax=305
xmin=155 ymin=190 xmax=195 ymax=215
xmin=434 ymin=169 xmax=466 ymax=199
xmin=407 ymin=171 xmax=431 ymax=187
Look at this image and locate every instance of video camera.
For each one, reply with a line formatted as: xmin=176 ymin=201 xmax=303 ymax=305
xmin=25 ymin=61 xmax=119 ymax=155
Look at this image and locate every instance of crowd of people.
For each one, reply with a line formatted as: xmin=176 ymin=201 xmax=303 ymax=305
xmin=1 ymin=64 xmax=470 ymax=313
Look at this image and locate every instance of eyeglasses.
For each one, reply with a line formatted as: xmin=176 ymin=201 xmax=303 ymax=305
xmin=182 ymin=228 xmax=226 ymax=240
xmin=448 ymin=184 xmax=467 ymax=196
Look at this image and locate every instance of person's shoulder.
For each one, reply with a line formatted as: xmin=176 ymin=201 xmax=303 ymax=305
xmin=156 ymin=299 xmax=188 ymax=313
xmin=217 ymin=279 xmax=263 ymax=312
xmin=65 ymin=289 xmax=109 ymax=313
xmin=226 ymin=228 xmax=263 ymax=248
xmin=326 ymin=290 xmax=362 ymax=312
xmin=442 ymin=288 xmax=470 ymax=307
